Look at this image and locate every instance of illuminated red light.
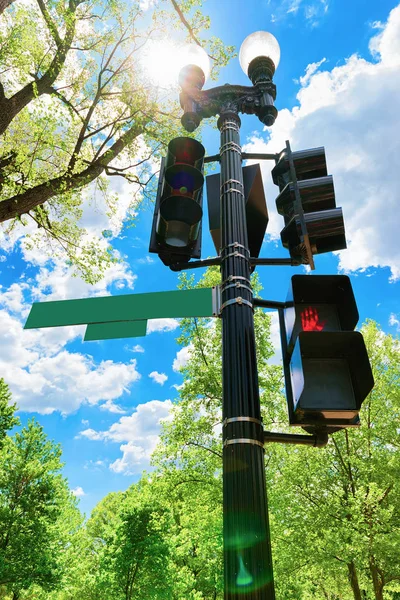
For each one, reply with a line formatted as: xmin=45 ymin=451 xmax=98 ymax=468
xmin=300 ymin=306 xmax=327 ymax=331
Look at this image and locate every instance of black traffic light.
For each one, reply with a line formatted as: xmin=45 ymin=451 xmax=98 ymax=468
xmin=149 ymin=137 xmax=205 ymax=266
xmin=281 ymin=275 xmax=374 ymax=431
xmin=272 ymin=144 xmax=346 ymax=266
xmin=206 ymin=163 xmax=268 ymax=259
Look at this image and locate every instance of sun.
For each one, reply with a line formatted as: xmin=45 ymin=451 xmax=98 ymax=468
xmin=139 ymin=39 xmax=183 ymax=89
xmin=139 ymin=39 xmax=210 ymax=90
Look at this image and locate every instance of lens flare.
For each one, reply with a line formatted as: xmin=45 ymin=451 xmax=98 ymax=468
xmin=236 ymin=554 xmax=253 ymax=587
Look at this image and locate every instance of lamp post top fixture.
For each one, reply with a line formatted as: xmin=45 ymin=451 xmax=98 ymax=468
xmin=178 ymin=31 xmax=280 ymax=131
xmin=239 ymin=31 xmax=280 ymax=85
xmin=178 ymin=43 xmax=211 ymax=91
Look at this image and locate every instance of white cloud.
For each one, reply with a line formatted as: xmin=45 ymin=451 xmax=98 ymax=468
xmin=267 ymin=311 xmax=283 ymax=366
xmin=77 ymin=399 xmax=174 ymax=475
xmin=0 ymin=281 xmax=141 ymax=414
xmin=147 ymin=318 xmax=180 ymax=333
xmin=299 ymin=57 xmax=326 ymax=87
xmin=244 ymin=4 xmax=400 ymax=281
xmin=139 ymin=0 xmax=157 ymax=11
xmin=16 ymin=353 xmax=140 ymax=414
xmin=78 ymin=428 xmax=106 ymax=441
xmin=71 ymin=486 xmax=86 ymax=497
xmin=99 ymin=400 xmax=126 ymax=414
xmin=125 ymin=344 xmax=145 ymax=353
xmin=30 ymin=256 xmax=136 ymax=302
xmin=0 ymin=283 xmax=29 ymax=315
xmin=172 ymin=344 xmax=193 ymax=372
xmin=270 ymin=0 xmax=328 ymax=25
xmin=149 ymin=371 xmax=168 ymax=385
xmin=389 ymin=313 xmax=400 ymax=331
xmin=0 ymin=237 xmax=144 ymax=415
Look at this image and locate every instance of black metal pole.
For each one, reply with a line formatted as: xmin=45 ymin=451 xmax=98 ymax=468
xmin=218 ymin=108 xmax=275 ymax=599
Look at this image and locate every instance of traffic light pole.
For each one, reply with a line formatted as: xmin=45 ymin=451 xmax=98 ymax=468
xmin=218 ymin=108 xmax=275 ymax=599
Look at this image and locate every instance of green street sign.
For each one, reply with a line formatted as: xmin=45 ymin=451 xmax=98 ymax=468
xmin=25 ymin=287 xmax=219 ymax=341
xmin=84 ymin=320 xmax=148 ymax=341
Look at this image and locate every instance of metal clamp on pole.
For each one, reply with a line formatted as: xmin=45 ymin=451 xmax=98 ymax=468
xmin=221 ymin=282 xmax=253 ymax=294
xmin=223 ymin=416 xmax=263 ymax=427
xmin=220 ymin=141 xmax=242 ymax=156
xmin=221 ymin=251 xmax=251 ymax=263
xmin=220 ymin=297 xmax=253 ymax=313
xmin=223 ymin=438 xmax=265 ymax=450
xmin=220 ymin=180 xmax=244 ymax=190
xmin=212 ymin=285 xmax=221 ymax=317
xmin=221 ymin=275 xmax=252 ymax=286
xmin=220 ymin=242 xmax=250 ymax=255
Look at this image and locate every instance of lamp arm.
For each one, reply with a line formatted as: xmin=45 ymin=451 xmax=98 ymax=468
xmin=179 ymin=81 xmax=277 ymax=131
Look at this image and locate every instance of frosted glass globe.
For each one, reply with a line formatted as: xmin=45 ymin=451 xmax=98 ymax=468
xmin=239 ymin=31 xmax=280 ymax=75
xmin=178 ymin=44 xmax=211 ymax=81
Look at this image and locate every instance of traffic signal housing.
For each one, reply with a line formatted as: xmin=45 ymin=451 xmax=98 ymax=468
xmin=206 ymin=163 xmax=268 ymax=259
xmin=281 ymin=275 xmax=374 ymax=431
xmin=272 ymin=145 xmax=346 ymax=266
xmin=149 ymin=137 xmax=205 ymax=266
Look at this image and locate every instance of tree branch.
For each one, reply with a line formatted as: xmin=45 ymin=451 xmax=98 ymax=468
xmin=36 ymin=0 xmax=62 ymax=48
xmin=169 ymin=0 xmax=216 ymax=61
xmin=184 ymin=441 xmax=222 ymax=459
xmin=0 ymin=2 xmax=77 ymax=135
xmin=0 ymin=117 xmax=147 ymax=222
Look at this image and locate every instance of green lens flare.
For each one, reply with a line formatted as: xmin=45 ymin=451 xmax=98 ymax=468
xmin=179 ymin=186 xmax=188 ymax=194
xmin=236 ymin=554 xmax=253 ymax=587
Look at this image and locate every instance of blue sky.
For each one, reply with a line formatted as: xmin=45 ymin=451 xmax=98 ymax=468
xmin=1 ymin=0 xmax=400 ymax=516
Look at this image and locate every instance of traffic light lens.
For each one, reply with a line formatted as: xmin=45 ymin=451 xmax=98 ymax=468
xmin=168 ymin=137 xmax=205 ymax=164
xmin=169 ymin=171 xmax=194 ymax=193
xmin=300 ymin=307 xmax=327 ymax=331
xmin=165 ymin=164 xmax=204 ymax=194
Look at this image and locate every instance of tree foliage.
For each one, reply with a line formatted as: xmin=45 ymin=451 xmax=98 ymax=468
xmin=0 ymin=273 xmax=398 ymax=600
xmin=0 ymin=0 xmax=234 ymax=281
xmin=0 ymin=383 xmax=82 ymax=599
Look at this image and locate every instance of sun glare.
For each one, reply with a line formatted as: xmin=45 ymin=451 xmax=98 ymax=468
xmin=140 ymin=39 xmax=184 ymax=89
xmin=139 ymin=39 xmax=210 ymax=90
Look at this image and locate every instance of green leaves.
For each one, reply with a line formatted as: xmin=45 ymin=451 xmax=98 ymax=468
xmin=0 ymin=414 xmax=81 ymax=596
xmin=0 ymin=0 xmax=234 ymax=281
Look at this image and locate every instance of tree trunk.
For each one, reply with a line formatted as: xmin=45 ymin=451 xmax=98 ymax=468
xmin=348 ymin=561 xmax=363 ymax=600
xmin=0 ymin=0 xmax=15 ymax=15
xmin=369 ymin=556 xmax=384 ymax=600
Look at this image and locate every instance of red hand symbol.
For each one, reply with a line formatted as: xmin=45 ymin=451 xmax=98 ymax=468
xmin=301 ymin=307 xmax=326 ymax=331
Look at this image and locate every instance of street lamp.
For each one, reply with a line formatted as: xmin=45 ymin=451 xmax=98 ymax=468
xmin=178 ymin=34 xmax=280 ymax=600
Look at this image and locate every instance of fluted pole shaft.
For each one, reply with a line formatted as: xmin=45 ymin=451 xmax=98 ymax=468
xmin=218 ymin=108 xmax=275 ymax=599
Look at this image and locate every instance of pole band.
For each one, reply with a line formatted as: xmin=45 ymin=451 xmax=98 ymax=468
xmin=223 ymin=416 xmax=263 ymax=427
xmin=221 ymin=282 xmax=253 ymax=294
xmin=220 ymin=297 xmax=253 ymax=312
xmin=221 ymin=275 xmax=251 ymax=286
xmin=219 ymin=121 xmax=240 ymax=133
xmin=220 ymin=242 xmax=250 ymax=255
xmin=221 ymin=188 xmax=245 ymax=197
xmin=220 ymin=179 xmax=244 ymax=190
xmin=220 ymin=141 xmax=242 ymax=156
xmin=221 ymin=251 xmax=250 ymax=262
xmin=223 ymin=438 xmax=265 ymax=449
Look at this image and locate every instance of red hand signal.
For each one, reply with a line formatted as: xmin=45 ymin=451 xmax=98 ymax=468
xmin=301 ymin=307 xmax=327 ymax=331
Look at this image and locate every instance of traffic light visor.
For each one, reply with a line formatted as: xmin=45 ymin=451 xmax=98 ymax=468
xmin=290 ymin=332 xmax=374 ymax=424
xmin=168 ymin=137 xmax=205 ymax=168
xmin=157 ymin=196 xmax=202 ymax=248
xmin=272 ymin=146 xmax=328 ymax=189
xmin=285 ymin=275 xmax=359 ymax=352
xmin=281 ymin=208 xmax=346 ymax=262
